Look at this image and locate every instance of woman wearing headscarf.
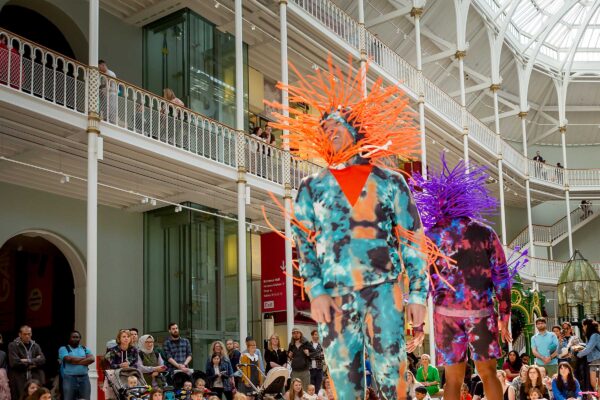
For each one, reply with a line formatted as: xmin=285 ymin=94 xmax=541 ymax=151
xmin=137 ymin=335 xmax=167 ymax=388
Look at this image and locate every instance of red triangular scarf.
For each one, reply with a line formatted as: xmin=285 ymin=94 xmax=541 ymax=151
xmin=330 ymin=164 xmax=373 ymax=207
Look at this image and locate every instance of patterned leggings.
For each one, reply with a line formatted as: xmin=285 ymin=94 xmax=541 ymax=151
xmin=318 ymin=282 xmax=408 ymax=400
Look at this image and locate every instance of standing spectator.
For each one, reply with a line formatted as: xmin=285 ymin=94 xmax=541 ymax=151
xmin=556 ymin=163 xmax=564 ymax=185
xmin=129 ymin=329 xmax=140 ymax=348
xmin=59 ymin=330 xmax=95 ymax=400
xmin=533 ymin=151 xmax=545 ymax=178
xmin=206 ymin=353 xmax=234 ymax=400
xmin=137 ymin=334 xmax=166 ymax=388
xmin=580 ymin=201 xmax=593 ymax=220
xmin=264 ymin=334 xmax=287 ymax=374
xmin=308 ymin=330 xmax=324 ymax=392
xmin=226 ymin=339 xmax=241 ymax=372
xmin=164 ymin=88 xmax=185 ymax=107
xmin=504 ymin=350 xmax=523 ymax=382
xmin=0 ymin=334 xmax=9 ymax=400
xmin=416 ymin=354 xmax=440 ymax=396
xmin=238 ymin=338 xmax=263 ymax=399
xmin=164 ymin=323 xmax=192 ymax=375
xmin=576 ymin=319 xmax=600 ymax=391
xmin=551 ymin=363 xmax=580 ymax=400
xmin=532 ymin=318 xmax=560 ymax=376
xmin=560 ymin=322 xmax=581 ymax=366
xmin=98 ymin=59 xmax=118 ymax=123
xmin=8 ymin=325 xmax=46 ymax=400
xmin=288 ymin=328 xmax=312 ymax=390
xmin=104 ymin=329 xmax=138 ymax=370
xmin=205 ymin=341 xmax=230 ymax=369
xmin=520 ymin=366 xmax=548 ymax=400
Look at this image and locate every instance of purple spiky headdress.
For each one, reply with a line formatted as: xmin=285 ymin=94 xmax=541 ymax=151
xmin=409 ymin=154 xmax=498 ymax=230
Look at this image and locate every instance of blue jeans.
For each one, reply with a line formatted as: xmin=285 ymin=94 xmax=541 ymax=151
xmin=63 ymin=374 xmax=91 ymax=400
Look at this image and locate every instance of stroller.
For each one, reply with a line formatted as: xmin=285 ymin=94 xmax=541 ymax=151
xmin=104 ymin=368 xmax=149 ymax=400
xmin=235 ymin=365 xmax=289 ymax=399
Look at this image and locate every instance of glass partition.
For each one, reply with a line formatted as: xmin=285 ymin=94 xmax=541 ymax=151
xmin=144 ymin=9 xmax=249 ymax=130
xmin=143 ymin=203 xmax=252 ymax=369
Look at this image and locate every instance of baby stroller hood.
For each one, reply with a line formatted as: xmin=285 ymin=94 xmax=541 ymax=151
xmin=262 ymin=367 xmax=289 ymax=395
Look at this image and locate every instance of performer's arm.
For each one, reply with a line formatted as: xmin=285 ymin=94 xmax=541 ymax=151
xmin=394 ymin=175 xmax=428 ymax=305
xmin=293 ymin=179 xmax=326 ymax=300
xmin=490 ymin=230 xmax=511 ymax=322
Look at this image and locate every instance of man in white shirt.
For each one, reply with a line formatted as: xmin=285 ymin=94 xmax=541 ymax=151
xmin=98 ymin=59 xmax=117 ymax=123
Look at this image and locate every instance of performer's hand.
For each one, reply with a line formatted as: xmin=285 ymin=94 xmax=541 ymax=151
xmin=406 ymin=331 xmax=424 ymax=353
xmin=310 ymin=295 xmax=342 ymax=323
xmin=499 ymin=318 xmax=512 ymax=343
xmin=406 ymin=303 xmax=427 ymax=327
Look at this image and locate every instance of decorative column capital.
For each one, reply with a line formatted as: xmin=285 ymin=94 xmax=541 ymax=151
xmin=489 ymin=83 xmax=502 ymax=92
xmin=559 ymin=125 xmax=567 ymax=134
xmin=455 ymin=50 xmax=467 ymax=59
xmin=279 ymin=0 xmax=288 ymax=4
xmin=410 ymin=7 xmax=424 ymax=17
xmin=518 ymin=111 xmax=528 ymax=119
xmin=87 ymin=111 xmax=101 ymax=135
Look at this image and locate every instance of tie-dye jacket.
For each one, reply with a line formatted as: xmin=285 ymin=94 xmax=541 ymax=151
xmin=426 ymin=217 xmax=511 ymax=321
xmin=292 ymin=166 xmax=428 ymax=304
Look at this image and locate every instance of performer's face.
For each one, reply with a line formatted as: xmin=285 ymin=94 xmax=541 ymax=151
xmin=322 ymin=118 xmax=352 ymax=153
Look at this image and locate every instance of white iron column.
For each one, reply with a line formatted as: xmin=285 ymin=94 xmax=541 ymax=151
xmin=413 ymin=6 xmax=426 ymax=176
xmin=87 ymin=1 xmax=99 ymax=399
xmin=412 ymin=4 xmax=434 ymax=358
xmin=520 ymin=112 xmax=536 ymax=290
xmin=560 ymin=126 xmax=574 ymax=256
xmin=358 ymin=0 xmax=367 ymax=97
xmin=235 ymin=0 xmax=248 ymax=344
xmin=491 ymin=84 xmax=507 ymax=245
xmin=280 ymin=0 xmax=294 ymax=342
xmin=457 ymin=50 xmax=469 ymax=164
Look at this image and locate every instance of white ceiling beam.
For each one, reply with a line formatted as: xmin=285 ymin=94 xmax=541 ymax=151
xmin=449 ymin=81 xmax=491 ymax=97
xmin=422 ymin=49 xmax=456 ymax=65
xmin=480 ymin=108 xmax=521 ymax=123
xmin=530 ymin=126 xmax=559 ymax=145
xmin=542 ymin=105 xmax=600 ymax=112
xmin=366 ymin=6 xmax=413 ymax=28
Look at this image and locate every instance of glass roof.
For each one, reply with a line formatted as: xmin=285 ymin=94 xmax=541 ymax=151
xmin=474 ymin=0 xmax=600 ymax=74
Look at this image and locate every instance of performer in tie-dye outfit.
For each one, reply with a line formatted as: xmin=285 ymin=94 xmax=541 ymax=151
xmin=410 ymin=156 xmax=513 ymax=400
xmin=266 ymin=58 xmax=431 ymax=400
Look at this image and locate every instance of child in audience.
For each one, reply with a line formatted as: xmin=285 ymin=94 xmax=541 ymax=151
xmin=529 ymin=388 xmax=547 ymax=400
xmin=303 ymin=384 xmax=318 ymax=400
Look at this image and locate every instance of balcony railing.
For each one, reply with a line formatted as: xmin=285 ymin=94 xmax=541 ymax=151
xmin=0 ymin=29 xmax=320 ymax=191
xmin=0 ymin=30 xmax=87 ymax=114
xmin=505 ymin=246 xmax=600 ymax=283
xmin=289 ymin=0 xmax=600 ymax=188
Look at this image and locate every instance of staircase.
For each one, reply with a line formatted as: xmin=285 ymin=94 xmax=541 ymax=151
xmin=509 ymin=203 xmax=600 ymax=250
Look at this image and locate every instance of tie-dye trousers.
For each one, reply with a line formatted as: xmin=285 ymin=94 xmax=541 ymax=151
xmin=318 ymin=281 xmax=408 ymax=400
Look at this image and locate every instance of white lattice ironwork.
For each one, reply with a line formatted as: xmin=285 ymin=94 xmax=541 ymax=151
xmin=0 ymin=30 xmax=87 ymax=115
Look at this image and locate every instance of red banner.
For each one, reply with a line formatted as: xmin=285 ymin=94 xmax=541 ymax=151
xmin=260 ymin=232 xmax=287 ymax=313
xmin=0 ymin=252 xmax=16 ymax=331
xmin=25 ymin=256 xmax=53 ymax=328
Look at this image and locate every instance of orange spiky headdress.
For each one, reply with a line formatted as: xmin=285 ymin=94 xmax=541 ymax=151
xmin=265 ymin=56 xmax=420 ymax=167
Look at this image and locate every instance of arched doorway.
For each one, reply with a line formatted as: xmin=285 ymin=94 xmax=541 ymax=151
xmin=0 ymin=1 xmax=88 ymax=61
xmin=0 ymin=232 xmax=83 ymax=384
